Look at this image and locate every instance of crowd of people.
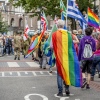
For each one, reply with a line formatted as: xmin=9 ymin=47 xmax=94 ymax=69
xmin=0 ymin=19 xmax=100 ymax=97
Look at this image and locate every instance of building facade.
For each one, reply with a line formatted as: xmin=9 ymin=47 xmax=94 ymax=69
xmin=0 ymin=0 xmax=53 ymax=35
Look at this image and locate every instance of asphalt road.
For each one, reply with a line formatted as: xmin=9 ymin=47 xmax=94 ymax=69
xmin=0 ymin=55 xmax=99 ymax=100
xmin=0 ymin=76 xmax=100 ymax=100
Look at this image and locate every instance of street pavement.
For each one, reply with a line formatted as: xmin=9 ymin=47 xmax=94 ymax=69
xmin=0 ymin=54 xmax=100 ymax=100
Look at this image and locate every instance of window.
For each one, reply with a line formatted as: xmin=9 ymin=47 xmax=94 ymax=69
xmin=31 ymin=18 xmax=33 ymax=27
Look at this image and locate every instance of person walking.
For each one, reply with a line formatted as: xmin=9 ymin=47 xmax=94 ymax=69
xmin=14 ymin=32 xmax=22 ymax=60
xmin=51 ymin=19 xmax=70 ymax=96
xmin=78 ymin=27 xmax=96 ymax=89
xmin=91 ymin=33 xmax=100 ymax=81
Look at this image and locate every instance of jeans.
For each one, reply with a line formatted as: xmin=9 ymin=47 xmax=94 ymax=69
xmin=39 ymin=54 xmax=47 ymax=68
xmin=57 ymin=71 xmax=69 ymax=93
xmin=91 ymin=56 xmax=100 ymax=76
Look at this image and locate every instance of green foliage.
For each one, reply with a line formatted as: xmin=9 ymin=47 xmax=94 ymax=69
xmin=76 ymin=0 xmax=93 ymax=13
xmin=0 ymin=13 xmax=8 ymax=34
xmin=9 ymin=0 xmax=93 ymax=18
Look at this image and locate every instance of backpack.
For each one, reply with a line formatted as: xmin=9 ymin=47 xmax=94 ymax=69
xmin=83 ymin=40 xmax=93 ymax=58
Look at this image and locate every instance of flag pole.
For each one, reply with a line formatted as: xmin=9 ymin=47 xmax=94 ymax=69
xmin=66 ymin=0 xmax=68 ymax=28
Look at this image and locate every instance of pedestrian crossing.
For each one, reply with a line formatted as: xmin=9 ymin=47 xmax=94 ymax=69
xmin=0 ymin=62 xmax=40 ymax=67
xmin=0 ymin=71 xmax=57 ymax=77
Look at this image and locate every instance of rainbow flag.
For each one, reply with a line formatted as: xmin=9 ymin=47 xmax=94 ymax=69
xmin=52 ymin=29 xmax=82 ymax=87
xmin=88 ymin=7 xmax=100 ymax=28
xmin=25 ymin=29 xmax=45 ymax=58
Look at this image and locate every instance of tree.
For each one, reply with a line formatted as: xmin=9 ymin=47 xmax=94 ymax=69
xmin=9 ymin=0 xmax=93 ymax=18
xmin=0 ymin=13 xmax=8 ymax=34
xmin=76 ymin=0 xmax=93 ymax=13
xmin=9 ymin=0 xmax=66 ymax=18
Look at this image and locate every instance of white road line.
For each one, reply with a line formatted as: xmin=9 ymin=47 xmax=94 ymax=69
xmin=26 ymin=62 xmax=39 ymax=67
xmin=40 ymin=71 xmax=44 ymax=74
xmin=17 ymin=72 xmax=21 ymax=76
xmin=32 ymin=72 xmax=37 ymax=76
xmin=10 ymin=72 xmax=12 ymax=75
xmin=7 ymin=62 xmax=20 ymax=67
xmin=25 ymin=72 xmax=28 ymax=74
xmin=47 ymin=72 xmax=53 ymax=76
xmin=2 ymin=72 xmax=4 ymax=77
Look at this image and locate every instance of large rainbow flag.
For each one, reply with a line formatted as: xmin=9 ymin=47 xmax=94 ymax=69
xmin=52 ymin=29 xmax=82 ymax=87
xmin=88 ymin=7 xmax=100 ymax=28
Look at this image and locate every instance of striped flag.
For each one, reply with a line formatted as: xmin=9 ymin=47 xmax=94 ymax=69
xmin=60 ymin=0 xmax=66 ymax=17
xmin=41 ymin=11 xmax=48 ymax=30
xmin=60 ymin=0 xmax=87 ymax=30
xmin=67 ymin=0 xmax=87 ymax=24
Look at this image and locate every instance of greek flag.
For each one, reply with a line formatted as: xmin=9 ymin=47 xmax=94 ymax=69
xmin=67 ymin=0 xmax=87 ymax=24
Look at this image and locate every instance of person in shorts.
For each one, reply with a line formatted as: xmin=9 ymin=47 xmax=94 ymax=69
xmin=78 ymin=27 xmax=96 ymax=89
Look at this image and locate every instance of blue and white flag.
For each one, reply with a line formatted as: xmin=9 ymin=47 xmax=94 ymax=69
xmin=79 ymin=21 xmax=87 ymax=30
xmin=67 ymin=0 xmax=87 ymax=24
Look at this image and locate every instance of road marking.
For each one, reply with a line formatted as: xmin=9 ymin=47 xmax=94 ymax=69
xmin=32 ymin=87 xmax=36 ymax=89
xmin=24 ymin=93 xmax=48 ymax=100
xmin=48 ymin=72 xmax=53 ymax=76
xmin=25 ymin=72 xmax=28 ymax=74
xmin=17 ymin=72 xmax=21 ymax=76
xmin=32 ymin=72 xmax=37 ymax=76
xmin=40 ymin=71 xmax=44 ymax=74
xmin=26 ymin=62 xmax=39 ymax=67
xmin=10 ymin=72 xmax=12 ymax=75
xmin=0 ymin=71 xmax=57 ymax=77
xmin=2 ymin=72 xmax=4 ymax=77
xmin=7 ymin=62 xmax=20 ymax=67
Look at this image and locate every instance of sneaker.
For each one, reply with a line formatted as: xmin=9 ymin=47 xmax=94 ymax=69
xmin=57 ymin=92 xmax=63 ymax=96
xmin=86 ymin=84 xmax=90 ymax=89
xmin=65 ymin=90 xmax=70 ymax=96
xmin=81 ymin=79 xmax=87 ymax=88
xmin=91 ymin=76 xmax=94 ymax=81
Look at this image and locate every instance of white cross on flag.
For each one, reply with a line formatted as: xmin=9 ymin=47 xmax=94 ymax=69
xmin=23 ymin=25 xmax=30 ymax=41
